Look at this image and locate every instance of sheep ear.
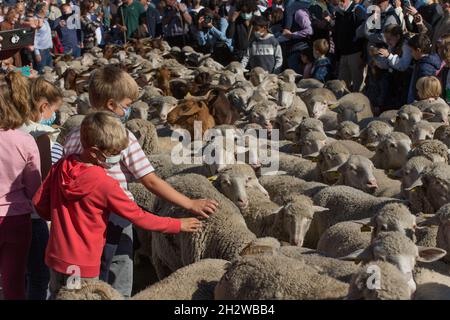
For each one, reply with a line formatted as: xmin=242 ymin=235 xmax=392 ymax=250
xmin=327 ymin=101 xmax=339 ymax=109
xmin=325 ymin=130 xmax=338 ymax=137
xmin=312 ymin=205 xmax=329 ymax=213
xmin=417 ymin=246 xmax=447 ymax=262
xmin=340 ymin=248 xmax=372 ymax=264
xmin=404 ymin=177 xmax=423 ymax=191
xmin=417 ymin=214 xmax=440 ymax=227
xmin=422 ymin=112 xmax=435 ymax=120
xmin=286 ymin=124 xmax=299 ymax=134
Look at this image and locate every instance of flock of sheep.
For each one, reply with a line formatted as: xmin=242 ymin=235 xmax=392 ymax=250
xmin=30 ymin=38 xmax=450 ymax=300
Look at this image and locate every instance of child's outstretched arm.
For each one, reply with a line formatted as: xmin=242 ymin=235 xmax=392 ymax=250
xmin=106 ymin=178 xmax=199 ymax=233
xmin=140 ymin=172 xmax=218 ymax=219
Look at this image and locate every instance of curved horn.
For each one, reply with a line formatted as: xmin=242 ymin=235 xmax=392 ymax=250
xmin=180 ymin=89 xmax=214 ymax=103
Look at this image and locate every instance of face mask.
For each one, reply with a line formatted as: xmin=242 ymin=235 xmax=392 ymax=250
xmin=101 ymin=153 xmax=122 ymax=169
xmin=119 ymin=106 xmax=131 ymax=123
xmin=40 ymin=112 xmax=56 ymax=126
xmin=254 ymin=31 xmax=264 ymax=39
xmin=240 ymin=12 xmax=253 ymax=20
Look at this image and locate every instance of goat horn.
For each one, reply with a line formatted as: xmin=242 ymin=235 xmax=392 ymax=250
xmin=180 ymin=90 xmax=214 ymax=103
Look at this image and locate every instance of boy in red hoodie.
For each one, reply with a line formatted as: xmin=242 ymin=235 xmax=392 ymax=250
xmin=32 ymin=111 xmax=202 ymax=299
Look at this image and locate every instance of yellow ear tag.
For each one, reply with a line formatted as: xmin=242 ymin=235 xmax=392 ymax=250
xmin=360 ymin=225 xmax=372 ymax=232
xmin=410 ymin=187 xmax=418 ymax=193
xmin=208 ymin=175 xmax=218 ymax=182
xmin=329 ymin=171 xmax=341 ymax=179
xmin=185 ymin=92 xmax=191 ymax=98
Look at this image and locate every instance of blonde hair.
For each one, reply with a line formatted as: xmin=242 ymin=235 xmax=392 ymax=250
xmin=80 ymin=111 xmax=129 ymax=155
xmin=313 ymin=39 xmax=329 ymax=56
xmin=30 ymin=77 xmax=63 ymax=121
xmin=5 ymin=71 xmax=31 ymax=123
xmin=416 ymin=76 xmax=442 ymax=100
xmin=0 ymin=76 xmax=25 ymax=130
xmin=88 ymin=65 xmax=139 ymax=109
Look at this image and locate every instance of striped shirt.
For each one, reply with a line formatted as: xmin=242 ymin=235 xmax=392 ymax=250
xmin=51 ymin=142 xmax=65 ymax=165
xmin=61 ymin=127 xmax=155 ymax=200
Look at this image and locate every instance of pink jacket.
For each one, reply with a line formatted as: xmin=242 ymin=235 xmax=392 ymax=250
xmin=0 ymin=129 xmax=41 ymax=217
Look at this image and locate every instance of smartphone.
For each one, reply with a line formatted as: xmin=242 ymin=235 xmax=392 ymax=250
xmin=0 ymin=28 xmax=35 ymax=51
xmin=402 ymin=0 xmax=411 ymax=7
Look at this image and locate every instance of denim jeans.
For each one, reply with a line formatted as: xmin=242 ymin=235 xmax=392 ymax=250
xmin=99 ymin=219 xmax=134 ymax=298
xmin=26 ymin=218 xmax=50 ymax=300
xmin=34 ymin=48 xmax=54 ymax=74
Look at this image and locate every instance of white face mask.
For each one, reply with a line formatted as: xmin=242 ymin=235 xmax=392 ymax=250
xmin=101 ymin=153 xmax=122 ymax=169
xmin=254 ymin=31 xmax=264 ymax=39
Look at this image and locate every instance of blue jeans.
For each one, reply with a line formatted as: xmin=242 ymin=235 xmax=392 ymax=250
xmin=34 ymin=48 xmax=53 ymax=74
xmin=26 ymin=219 xmax=50 ymax=300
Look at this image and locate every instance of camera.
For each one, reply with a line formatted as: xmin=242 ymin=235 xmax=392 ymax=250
xmin=203 ymin=15 xmax=212 ymax=24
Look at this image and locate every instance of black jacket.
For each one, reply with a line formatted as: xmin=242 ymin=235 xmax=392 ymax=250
xmin=226 ymin=17 xmax=252 ymax=60
xmin=332 ymin=2 xmax=365 ymax=57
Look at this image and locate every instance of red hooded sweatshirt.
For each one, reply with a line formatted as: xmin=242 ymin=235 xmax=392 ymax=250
xmin=32 ymin=155 xmax=181 ymax=278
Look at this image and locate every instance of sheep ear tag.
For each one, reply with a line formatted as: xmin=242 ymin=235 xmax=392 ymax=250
xmin=360 ymin=224 xmax=372 ymax=233
xmin=185 ymin=92 xmax=192 ymax=98
xmin=207 ymin=175 xmax=218 ymax=183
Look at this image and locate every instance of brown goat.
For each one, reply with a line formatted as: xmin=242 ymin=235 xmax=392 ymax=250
xmin=207 ymin=89 xmax=240 ymax=125
xmin=155 ymin=67 xmax=172 ymax=96
xmin=167 ymin=98 xmax=215 ymax=139
xmin=62 ymin=69 xmax=89 ymax=94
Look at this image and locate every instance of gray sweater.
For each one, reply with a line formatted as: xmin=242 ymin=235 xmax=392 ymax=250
xmin=241 ymin=33 xmax=283 ymax=74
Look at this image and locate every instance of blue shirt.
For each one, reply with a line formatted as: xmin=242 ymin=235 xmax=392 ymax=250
xmin=197 ymin=25 xmax=233 ymax=51
xmin=34 ymin=18 xmax=53 ymax=54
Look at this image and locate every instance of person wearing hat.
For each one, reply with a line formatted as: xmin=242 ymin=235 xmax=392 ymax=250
xmin=33 ymin=2 xmax=54 ymax=74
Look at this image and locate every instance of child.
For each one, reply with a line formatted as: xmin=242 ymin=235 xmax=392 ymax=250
xmin=0 ymin=75 xmax=41 ymax=300
xmin=407 ymin=34 xmax=442 ymax=103
xmin=311 ymin=38 xmax=332 ymax=83
xmin=32 ymin=111 xmax=202 ymax=299
xmin=413 ymin=76 xmax=448 ymax=108
xmin=241 ymin=16 xmax=283 ymax=74
xmin=299 ymin=47 xmax=314 ymax=79
xmin=437 ymin=34 xmax=450 ymax=104
xmin=53 ymin=65 xmax=218 ymax=298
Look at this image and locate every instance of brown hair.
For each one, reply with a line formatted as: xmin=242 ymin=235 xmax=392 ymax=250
xmin=30 ymin=77 xmax=63 ymax=121
xmin=383 ymin=24 xmax=405 ymax=56
xmin=0 ymin=76 xmax=25 ymax=130
xmin=416 ymin=76 xmax=442 ymax=100
xmin=5 ymin=8 xmax=17 ymax=22
xmin=437 ymin=33 xmax=450 ymax=64
xmin=313 ymin=39 xmax=330 ymax=56
xmin=80 ymin=111 xmax=129 ymax=155
xmin=5 ymin=71 xmax=31 ymax=123
xmin=88 ymin=65 xmax=139 ymax=110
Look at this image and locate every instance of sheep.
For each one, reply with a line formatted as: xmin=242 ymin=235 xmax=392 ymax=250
xmin=347 ymin=261 xmax=412 ymax=300
xmin=317 ymin=221 xmax=371 ymax=258
xmin=328 ymin=155 xmax=401 ymax=198
xmin=151 ymin=174 xmax=280 ymax=278
xmin=132 ymin=259 xmax=228 ymax=300
xmin=278 ymin=69 xmax=301 ymax=84
xmin=274 ymin=104 xmax=308 ymax=140
xmin=148 ymin=95 xmax=178 ymax=124
xmin=359 ymin=120 xmax=393 ymax=150
xmin=56 ymin=279 xmax=124 ymax=300
xmin=433 ymin=124 xmax=450 ymax=148
xmin=125 ymin=119 xmax=160 ymax=157
xmin=342 ymin=231 xmax=447 ymax=293
xmin=248 ymin=67 xmax=268 ymax=86
xmin=372 ymin=132 xmax=412 ymax=170
xmin=146 ymin=154 xmax=208 ymax=179
xmin=309 ymin=96 xmax=339 ymax=131
xmin=279 ymin=247 xmax=360 ymax=283
xmin=129 ymin=100 xmax=150 ymax=121
xmin=297 ymin=78 xmax=324 ymax=89
xmin=408 ymin=139 xmax=449 ymax=164
xmin=399 ymin=156 xmax=433 ymax=206
xmin=330 ymin=121 xmax=360 ymax=140
xmin=394 ymin=105 xmax=424 ymax=135
xmin=324 ymin=80 xmax=350 ymax=99
xmin=332 ymin=93 xmax=373 ymax=124
xmin=258 ymin=175 xmax=327 ymax=204
xmin=419 ymin=204 xmax=450 ymax=263
xmin=413 ymin=267 xmax=450 ymax=300
xmin=299 ymin=87 xmax=337 ymax=116
xmin=409 ymin=121 xmax=436 ymax=145
xmin=214 ymin=254 xmax=349 ymax=300
xmin=308 ymin=186 xmax=402 ymax=247
xmin=277 ymin=82 xmax=309 ymax=113
xmin=248 ymin=103 xmax=278 ymax=133
xmin=271 ymin=152 xmax=318 ymax=181
xmin=423 ymin=101 xmax=450 ymax=124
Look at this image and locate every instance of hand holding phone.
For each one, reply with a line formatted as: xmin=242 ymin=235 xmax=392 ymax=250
xmin=0 ymin=28 xmax=35 ymax=51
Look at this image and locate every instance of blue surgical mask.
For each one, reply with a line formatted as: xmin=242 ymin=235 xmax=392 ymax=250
xmin=120 ymin=106 xmax=131 ymax=123
xmin=240 ymin=12 xmax=253 ymax=20
xmin=101 ymin=153 xmax=122 ymax=169
xmin=40 ymin=112 xmax=56 ymax=126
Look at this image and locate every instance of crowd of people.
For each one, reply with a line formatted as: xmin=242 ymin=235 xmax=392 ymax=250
xmin=0 ymin=0 xmax=449 ymax=108
xmin=0 ymin=0 xmax=449 ymax=301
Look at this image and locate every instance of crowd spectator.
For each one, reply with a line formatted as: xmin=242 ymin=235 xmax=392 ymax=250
xmin=33 ymin=2 xmax=54 ymax=73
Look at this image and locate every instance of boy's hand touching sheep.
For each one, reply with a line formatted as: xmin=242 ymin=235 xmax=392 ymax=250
xmin=188 ymin=199 xmax=219 ymax=219
xmin=180 ymin=218 xmax=203 ymax=232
